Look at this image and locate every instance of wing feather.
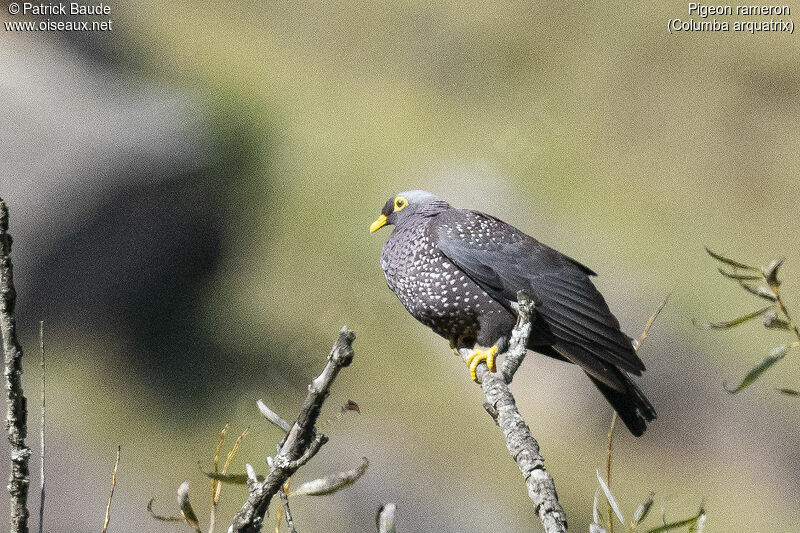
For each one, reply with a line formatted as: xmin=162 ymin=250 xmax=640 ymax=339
xmin=433 ymin=209 xmax=644 ymax=374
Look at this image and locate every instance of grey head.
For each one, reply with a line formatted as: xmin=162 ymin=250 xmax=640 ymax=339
xmin=369 ymin=190 xmax=443 ymax=233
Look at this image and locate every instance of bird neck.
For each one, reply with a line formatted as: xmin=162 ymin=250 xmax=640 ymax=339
xmin=417 ymin=200 xmax=450 ymax=217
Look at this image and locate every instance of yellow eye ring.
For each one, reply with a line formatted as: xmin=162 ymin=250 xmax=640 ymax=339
xmin=394 ymin=196 xmax=408 ymax=211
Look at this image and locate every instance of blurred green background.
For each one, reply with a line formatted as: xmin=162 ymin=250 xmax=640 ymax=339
xmin=2 ymin=1 xmax=800 ymax=531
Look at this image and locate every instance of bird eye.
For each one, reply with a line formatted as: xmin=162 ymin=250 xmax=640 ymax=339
xmin=394 ymin=197 xmax=407 ymax=211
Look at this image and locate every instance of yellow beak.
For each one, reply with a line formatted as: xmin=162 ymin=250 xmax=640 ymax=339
xmin=369 ymin=214 xmax=387 ymax=233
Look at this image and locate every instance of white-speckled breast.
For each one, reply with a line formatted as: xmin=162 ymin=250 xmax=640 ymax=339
xmin=380 ymin=213 xmax=512 ymax=344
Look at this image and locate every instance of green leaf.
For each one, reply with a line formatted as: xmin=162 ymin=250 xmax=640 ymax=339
xmin=596 ymin=470 xmax=624 ymax=524
xmin=762 ymin=257 xmax=785 ymax=287
xmin=724 ymin=345 xmax=789 ymax=394
xmin=738 ymin=282 xmax=777 ymax=302
xmin=777 ymin=388 xmax=800 ymax=396
xmin=177 ymin=482 xmax=201 ymax=532
xmin=647 ymin=508 xmax=705 ymax=532
xmin=202 ymin=471 xmax=262 ymax=485
xmin=688 ymin=510 xmax=707 ymax=533
xmin=146 ymin=499 xmax=184 ymax=522
xmin=717 ymin=268 xmax=762 ymax=281
xmin=763 ymin=310 xmax=791 ymax=330
xmin=632 ymin=492 xmax=655 ymax=526
xmin=706 ymin=248 xmax=759 ymax=271
xmin=695 ymin=306 xmax=773 ymax=330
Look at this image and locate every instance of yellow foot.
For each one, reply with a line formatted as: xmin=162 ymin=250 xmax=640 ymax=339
xmin=465 ymin=346 xmax=498 ymax=382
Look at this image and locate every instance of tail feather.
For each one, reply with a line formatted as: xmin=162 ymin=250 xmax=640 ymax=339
xmin=533 ymin=343 xmax=657 ymax=437
xmin=588 ymin=372 xmax=656 ymax=437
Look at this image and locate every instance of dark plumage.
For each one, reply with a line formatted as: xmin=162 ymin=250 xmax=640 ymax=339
xmin=371 ymin=190 xmax=656 ymax=436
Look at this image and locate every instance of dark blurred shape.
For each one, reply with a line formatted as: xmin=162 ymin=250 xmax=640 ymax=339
xmin=22 ymin=172 xmax=229 ymax=399
xmin=2 ymin=32 xmax=302 ymax=415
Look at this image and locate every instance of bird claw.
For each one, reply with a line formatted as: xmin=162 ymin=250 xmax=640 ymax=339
xmin=465 ymin=346 xmax=498 ymax=382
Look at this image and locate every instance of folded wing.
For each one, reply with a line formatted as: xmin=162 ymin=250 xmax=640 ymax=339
xmin=433 ymin=210 xmax=644 ymax=388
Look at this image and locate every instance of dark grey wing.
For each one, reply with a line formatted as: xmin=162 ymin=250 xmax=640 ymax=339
xmin=433 ymin=209 xmax=644 ymax=379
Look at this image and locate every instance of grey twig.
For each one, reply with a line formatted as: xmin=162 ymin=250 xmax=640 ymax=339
xmin=459 ymin=290 xmax=568 ymax=533
xmin=376 ymin=503 xmax=396 ymax=533
xmin=229 ymin=326 xmax=356 ymax=532
xmin=502 ymin=291 xmax=534 ymax=383
xmin=283 ymin=433 xmax=327 ymax=470
xmin=278 ymin=484 xmax=296 ymax=533
xmin=38 ymin=322 xmax=45 ymax=533
xmin=0 ymin=199 xmax=31 ymax=533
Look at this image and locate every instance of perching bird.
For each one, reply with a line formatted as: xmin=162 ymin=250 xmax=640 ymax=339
xmin=370 ymin=190 xmax=656 ymax=436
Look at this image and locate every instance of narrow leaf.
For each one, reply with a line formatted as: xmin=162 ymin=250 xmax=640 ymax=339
xmin=203 ymin=471 xmax=264 ymax=485
xmin=717 ymin=268 xmax=761 ymax=281
xmin=738 ymin=282 xmax=777 ymax=301
xmin=146 ymin=499 xmax=184 ymax=522
xmin=763 ymin=310 xmax=791 ymax=330
xmin=257 ymin=400 xmax=292 ymax=433
xmin=777 ymin=388 xmax=800 ymax=396
xmin=592 ymin=488 xmax=600 ymax=524
xmin=211 ymin=425 xmax=228 ymax=505
xmin=705 ymin=248 xmax=759 ymax=271
xmin=590 ymin=524 xmax=608 ymax=533
xmin=762 ymin=257 xmax=785 ymax=287
xmin=596 ymin=470 xmax=624 ymax=524
xmin=647 ymin=507 xmax=705 ymax=532
xmin=376 ymin=503 xmax=397 ymax=533
xmin=689 ymin=511 xmax=706 ymax=533
xmin=292 ymin=457 xmax=369 ymax=496
xmin=633 ymin=492 xmax=655 ymax=525
xmin=724 ymin=345 xmax=789 ymax=394
xmin=695 ymin=306 xmax=773 ymax=330
xmin=177 ymin=482 xmax=201 ymax=532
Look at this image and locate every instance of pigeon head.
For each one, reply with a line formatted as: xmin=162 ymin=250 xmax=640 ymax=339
xmin=369 ymin=190 xmax=441 ymax=233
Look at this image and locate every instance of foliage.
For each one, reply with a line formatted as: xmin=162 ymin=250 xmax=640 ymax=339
xmin=701 ymin=249 xmax=800 ymax=393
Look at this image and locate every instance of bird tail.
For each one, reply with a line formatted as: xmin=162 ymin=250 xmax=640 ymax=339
xmin=587 ymin=372 xmax=656 ymax=437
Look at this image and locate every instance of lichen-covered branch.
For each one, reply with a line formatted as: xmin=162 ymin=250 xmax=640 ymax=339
xmin=459 ymin=291 xmax=568 ymax=533
xmin=229 ymin=326 xmax=355 ymax=532
xmin=38 ymin=322 xmax=45 ymax=533
xmin=0 ymin=199 xmax=31 ymax=533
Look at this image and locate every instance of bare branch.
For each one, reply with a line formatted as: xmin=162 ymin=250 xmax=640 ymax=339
xmin=501 ymin=291 xmax=534 ymax=383
xmin=210 ymin=426 xmax=247 ymax=533
xmin=37 ymin=322 xmax=45 ymax=533
xmin=278 ymin=483 xmax=296 ymax=533
xmin=605 ymin=297 xmax=667 ymax=532
xmin=605 ymin=412 xmax=617 ymax=533
xmin=633 ymin=293 xmax=670 ymax=352
xmin=229 ymin=326 xmax=356 ymax=532
xmin=101 ymin=446 xmax=120 ymax=533
xmin=283 ymin=433 xmax=327 ymax=470
xmin=0 ymin=198 xmax=31 ymax=533
xmin=208 ymin=425 xmax=228 ymax=533
xmin=459 ymin=290 xmax=568 ymax=533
